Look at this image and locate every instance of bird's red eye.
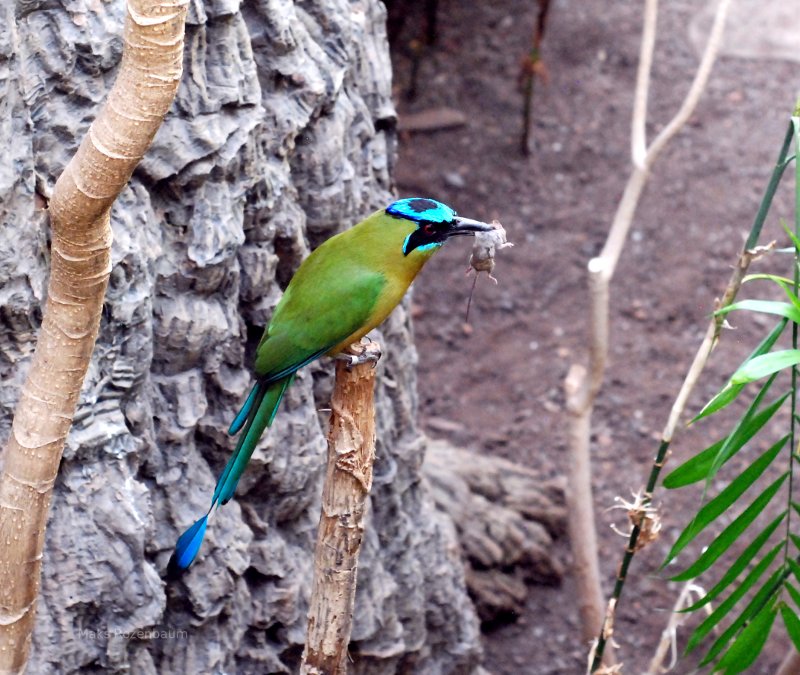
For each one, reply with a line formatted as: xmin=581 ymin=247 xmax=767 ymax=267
xmin=424 ymin=224 xmax=434 ymax=235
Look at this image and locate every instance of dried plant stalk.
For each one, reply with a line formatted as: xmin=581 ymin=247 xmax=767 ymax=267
xmin=644 ymin=583 xmax=709 ymax=675
xmin=520 ymin=0 xmax=552 ymax=155
xmin=0 ymin=1 xmax=187 ymax=671
xmin=300 ymin=342 xmax=380 ymax=675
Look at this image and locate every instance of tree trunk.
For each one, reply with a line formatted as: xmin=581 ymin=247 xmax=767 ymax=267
xmin=0 ymin=2 xmax=482 ymax=673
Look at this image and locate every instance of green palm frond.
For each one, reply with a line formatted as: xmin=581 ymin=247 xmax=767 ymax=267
xmin=662 ymin=117 xmax=800 ymax=671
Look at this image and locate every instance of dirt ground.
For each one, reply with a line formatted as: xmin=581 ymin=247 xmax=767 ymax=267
xmin=388 ymin=0 xmax=799 ymax=673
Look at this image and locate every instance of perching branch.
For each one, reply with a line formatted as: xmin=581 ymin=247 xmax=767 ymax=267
xmin=0 ymin=1 xmax=187 ymax=671
xmin=560 ymin=0 xmax=731 ymax=670
xmin=300 ymin=340 xmax=381 ymax=675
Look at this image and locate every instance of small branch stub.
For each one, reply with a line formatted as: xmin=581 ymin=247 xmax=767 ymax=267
xmin=301 ymin=340 xmax=380 ymax=675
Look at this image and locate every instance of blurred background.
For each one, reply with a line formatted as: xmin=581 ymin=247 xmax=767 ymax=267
xmin=389 ymin=0 xmax=800 ymax=671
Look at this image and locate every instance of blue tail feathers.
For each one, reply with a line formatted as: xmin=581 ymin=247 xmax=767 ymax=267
xmin=214 ymin=375 xmax=293 ymax=507
xmin=168 ymin=376 xmax=293 ymax=574
xmin=167 ymin=514 xmax=209 ymax=578
xmin=228 ymin=382 xmax=260 ymax=435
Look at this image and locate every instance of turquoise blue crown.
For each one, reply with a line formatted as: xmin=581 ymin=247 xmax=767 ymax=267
xmin=386 ymin=197 xmax=455 ymax=224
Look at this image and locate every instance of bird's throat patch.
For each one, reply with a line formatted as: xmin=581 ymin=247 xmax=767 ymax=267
xmin=402 ymin=232 xmax=444 ymax=256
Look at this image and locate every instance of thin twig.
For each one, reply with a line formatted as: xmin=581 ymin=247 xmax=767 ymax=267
xmin=664 ymin=243 xmax=772 ymax=443
xmin=602 ymin=0 xmax=732 ymax=274
xmin=589 ymin=247 xmax=760 ymax=673
xmin=520 ymin=0 xmax=552 ymax=155
xmin=647 ymin=0 xmax=732 ymax=164
xmin=645 ymin=583 xmax=709 ymax=675
xmin=631 ymin=0 xmax=657 ymax=168
xmin=777 ymin=113 xmax=800 ymax=675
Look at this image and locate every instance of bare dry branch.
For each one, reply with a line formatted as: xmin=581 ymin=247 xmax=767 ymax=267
xmin=631 ymin=0 xmax=657 ymax=168
xmin=564 ymin=369 xmax=606 ymax=649
xmin=0 ymin=1 xmax=187 ymax=670
xmin=564 ymin=259 xmax=610 ymax=652
xmin=602 ymin=0 xmax=732 ymax=275
xmin=301 ymin=341 xmax=380 ymax=675
xmin=647 ymin=0 xmax=732 ymax=163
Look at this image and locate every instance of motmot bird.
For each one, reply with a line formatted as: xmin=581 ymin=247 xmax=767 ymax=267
xmin=168 ymin=197 xmax=494 ymax=574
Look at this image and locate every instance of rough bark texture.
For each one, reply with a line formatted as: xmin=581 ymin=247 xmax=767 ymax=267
xmin=424 ymin=439 xmax=567 ymax=623
xmin=0 ymin=2 xmax=482 ymax=673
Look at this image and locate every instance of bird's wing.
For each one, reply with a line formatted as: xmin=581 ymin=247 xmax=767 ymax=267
xmin=254 ymin=265 xmax=386 ymax=380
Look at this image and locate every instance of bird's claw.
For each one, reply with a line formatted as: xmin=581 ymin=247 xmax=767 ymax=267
xmin=336 ymin=340 xmax=382 ymax=370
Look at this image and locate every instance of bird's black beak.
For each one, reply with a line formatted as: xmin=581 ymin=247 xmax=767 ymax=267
xmin=446 ymin=216 xmax=495 ymax=237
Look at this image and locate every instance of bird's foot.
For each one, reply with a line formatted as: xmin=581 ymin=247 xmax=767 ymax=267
xmin=336 ymin=339 xmax=382 ymax=370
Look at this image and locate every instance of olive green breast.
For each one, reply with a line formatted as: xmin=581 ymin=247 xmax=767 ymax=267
xmin=255 ymin=209 xmax=439 ymax=374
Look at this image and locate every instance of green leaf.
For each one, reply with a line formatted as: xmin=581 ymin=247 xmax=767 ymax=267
xmin=682 ymin=513 xmax=786 ymax=612
xmin=788 ymin=558 xmax=800 ymax=585
xmin=731 ymin=350 xmax=800 ymax=385
xmin=665 ymin=389 xmax=789 ymax=488
xmin=786 ymin=582 xmax=800 ymax=611
xmin=709 ymin=388 xmax=789 ymax=479
xmin=699 ymin=567 xmax=783 ymax=665
xmin=671 ymin=473 xmax=788 ymax=581
xmin=743 ymin=272 xmax=800 ymax=313
xmin=743 ymin=273 xmax=795 ymax=285
xmin=692 ymin=320 xmax=787 ymax=423
xmin=784 ymin=215 xmax=800 ymax=251
xmin=745 ymin=122 xmax=794 ymax=250
xmin=715 ymin=604 xmax=777 ymax=673
xmin=685 ymin=543 xmax=781 ymax=653
xmin=663 ymin=439 xmax=724 ymax=489
xmin=664 ymin=437 xmax=787 ymax=565
xmin=781 ymin=604 xmax=800 ymax=653
xmin=791 ymin=533 xmax=800 ymax=552
xmin=716 ymin=299 xmax=800 ymax=325
xmin=778 ymin=285 xmax=800 ymax=314
xmin=694 ymin=384 xmax=745 ymax=422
